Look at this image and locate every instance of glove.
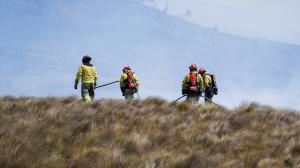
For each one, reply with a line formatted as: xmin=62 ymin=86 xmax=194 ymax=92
xmin=182 ymin=89 xmax=187 ymax=95
xmin=135 ymin=88 xmax=138 ymax=93
xmin=94 ymin=82 xmax=97 ymax=89
xmin=74 ymin=82 xmax=78 ymax=90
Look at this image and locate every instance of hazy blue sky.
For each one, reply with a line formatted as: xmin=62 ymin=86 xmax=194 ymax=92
xmin=139 ymin=0 xmax=300 ymax=45
xmin=0 ymin=0 xmax=299 ymax=110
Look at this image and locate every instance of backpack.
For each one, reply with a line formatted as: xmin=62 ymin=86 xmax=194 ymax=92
xmin=126 ymin=72 xmax=136 ymax=89
xmin=206 ymin=74 xmax=218 ymax=95
xmin=188 ymin=73 xmax=199 ymax=93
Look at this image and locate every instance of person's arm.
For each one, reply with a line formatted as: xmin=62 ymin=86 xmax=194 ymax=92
xmin=133 ymin=74 xmax=140 ymax=86
xmin=75 ymin=66 xmax=83 ymax=82
xmin=197 ymin=74 xmax=204 ymax=94
xmin=120 ymin=73 xmax=127 ymax=87
xmin=93 ymin=67 xmax=98 ymax=87
xmin=120 ymin=73 xmax=127 ymax=94
xmin=198 ymin=74 xmax=204 ymax=88
xmin=74 ymin=66 xmax=83 ymax=89
xmin=182 ymin=75 xmax=189 ymax=89
xmin=182 ymin=75 xmax=189 ymax=94
xmin=133 ymin=74 xmax=140 ymax=93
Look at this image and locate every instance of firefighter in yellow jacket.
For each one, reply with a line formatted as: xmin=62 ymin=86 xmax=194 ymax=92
xmin=198 ymin=68 xmax=214 ymax=103
xmin=120 ymin=66 xmax=140 ymax=100
xmin=182 ymin=64 xmax=203 ymax=103
xmin=74 ymin=55 xmax=98 ymax=102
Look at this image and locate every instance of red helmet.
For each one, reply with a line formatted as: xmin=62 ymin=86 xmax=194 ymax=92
xmin=123 ymin=66 xmax=131 ymax=72
xmin=82 ymin=55 xmax=92 ymax=63
xmin=198 ymin=68 xmax=206 ymax=75
xmin=189 ymin=64 xmax=197 ymax=71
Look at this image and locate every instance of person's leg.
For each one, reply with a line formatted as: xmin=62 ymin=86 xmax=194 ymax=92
xmin=186 ymin=94 xmax=199 ymax=105
xmin=125 ymin=89 xmax=134 ymax=100
xmin=204 ymin=88 xmax=214 ymax=104
xmin=186 ymin=95 xmax=192 ymax=101
xmin=81 ymin=83 xmax=92 ymax=102
xmin=88 ymin=83 xmax=95 ymax=100
xmin=208 ymin=90 xmax=214 ymax=102
xmin=124 ymin=94 xmax=131 ymax=100
xmin=204 ymin=89 xmax=210 ymax=104
xmin=192 ymin=95 xmax=200 ymax=105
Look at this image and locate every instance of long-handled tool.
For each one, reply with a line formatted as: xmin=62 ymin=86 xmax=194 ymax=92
xmin=200 ymin=95 xmax=221 ymax=107
xmin=199 ymin=88 xmax=220 ymax=106
xmin=174 ymin=94 xmax=220 ymax=106
xmin=95 ymin=80 xmax=119 ymax=89
xmin=174 ymin=95 xmax=187 ymax=102
xmin=137 ymin=91 xmax=141 ymax=100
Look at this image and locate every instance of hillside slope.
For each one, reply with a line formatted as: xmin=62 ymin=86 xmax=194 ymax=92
xmin=0 ymin=97 xmax=300 ymax=168
xmin=0 ymin=0 xmax=300 ymax=109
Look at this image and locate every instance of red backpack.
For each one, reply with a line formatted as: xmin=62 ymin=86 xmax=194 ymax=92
xmin=189 ymin=73 xmax=198 ymax=92
xmin=126 ymin=72 xmax=136 ymax=88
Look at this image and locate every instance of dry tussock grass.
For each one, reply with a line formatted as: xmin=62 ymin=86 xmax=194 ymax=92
xmin=0 ymin=96 xmax=299 ymax=168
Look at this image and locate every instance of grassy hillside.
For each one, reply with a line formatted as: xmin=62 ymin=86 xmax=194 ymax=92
xmin=0 ymin=96 xmax=299 ymax=168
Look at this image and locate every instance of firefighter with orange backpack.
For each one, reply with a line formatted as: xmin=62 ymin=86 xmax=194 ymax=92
xmin=120 ymin=66 xmax=140 ymax=100
xmin=198 ymin=68 xmax=218 ymax=103
xmin=182 ymin=64 xmax=203 ymax=103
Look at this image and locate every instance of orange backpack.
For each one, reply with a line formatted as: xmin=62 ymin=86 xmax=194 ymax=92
xmin=126 ymin=72 xmax=136 ymax=88
xmin=189 ymin=73 xmax=198 ymax=92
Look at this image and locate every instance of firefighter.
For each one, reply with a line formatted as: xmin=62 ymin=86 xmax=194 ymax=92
xmin=198 ymin=68 xmax=216 ymax=104
xmin=74 ymin=55 xmax=98 ymax=102
xmin=182 ymin=64 xmax=203 ymax=103
xmin=119 ymin=66 xmax=140 ymax=100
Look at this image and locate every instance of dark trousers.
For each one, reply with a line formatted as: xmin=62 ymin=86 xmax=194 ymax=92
xmin=124 ymin=89 xmax=135 ymax=100
xmin=204 ymin=88 xmax=214 ymax=103
xmin=186 ymin=92 xmax=200 ymax=104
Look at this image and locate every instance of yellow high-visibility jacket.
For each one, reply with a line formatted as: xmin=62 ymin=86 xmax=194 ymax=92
xmin=120 ymin=73 xmax=140 ymax=88
xmin=75 ymin=64 xmax=98 ymax=84
xmin=182 ymin=72 xmax=203 ymax=90
xmin=202 ymin=73 xmax=212 ymax=88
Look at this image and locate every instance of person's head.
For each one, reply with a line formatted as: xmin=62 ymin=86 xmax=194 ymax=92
xmin=198 ymin=68 xmax=206 ymax=75
xmin=189 ymin=64 xmax=197 ymax=73
xmin=82 ymin=55 xmax=92 ymax=64
xmin=123 ymin=66 xmax=131 ymax=73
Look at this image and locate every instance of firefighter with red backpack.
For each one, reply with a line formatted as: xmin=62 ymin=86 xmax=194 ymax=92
xmin=182 ymin=64 xmax=203 ymax=103
xmin=120 ymin=66 xmax=140 ymax=100
xmin=198 ymin=68 xmax=218 ymax=103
